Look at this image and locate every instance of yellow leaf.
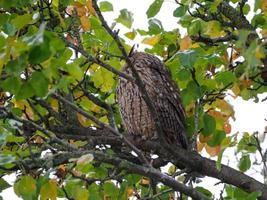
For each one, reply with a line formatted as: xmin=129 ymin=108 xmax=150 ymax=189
xmin=142 ymin=35 xmax=161 ymax=46
xmin=261 ymin=29 xmax=267 ymax=37
xmin=0 ymin=58 xmax=4 ymax=75
xmin=205 ymin=145 xmax=220 ymax=157
xmin=0 ymin=92 xmax=7 ymax=106
xmin=66 ymin=6 xmax=75 ymax=15
xmin=86 ymin=0 xmax=97 ymax=16
xmin=34 ymin=136 xmax=44 ymax=144
xmin=180 ymin=36 xmax=192 ymax=51
xmin=261 ymin=0 xmax=267 ymax=16
xmin=231 ymin=83 xmax=240 ymax=96
xmin=205 ymin=21 xmax=225 ymax=38
xmin=197 ymin=142 xmax=204 ymax=152
xmin=80 ymin=15 xmax=91 ymax=31
xmin=185 ymin=102 xmax=195 ymax=116
xmin=139 ymin=177 xmax=150 ymax=186
xmin=199 ymin=134 xmax=212 ymax=143
xmin=75 ymin=188 xmax=89 ymax=200
xmin=75 ymin=4 xmax=87 ymax=17
xmin=190 ymin=43 xmax=200 ymax=49
xmin=73 ymin=91 xmax=84 ymax=99
xmin=255 ymin=46 xmax=265 ymax=59
xmin=213 ymin=99 xmax=234 ymax=120
xmin=77 ymin=112 xmax=92 ymax=127
xmin=223 ymin=121 xmax=231 ymax=134
xmin=124 ymin=31 xmax=136 ymax=40
xmin=52 ymin=0 xmax=59 ymax=8
xmin=168 ymin=165 xmax=177 ymax=175
xmin=50 ymin=99 xmax=59 ymax=112
xmin=127 ymin=188 xmax=134 ymax=197
xmin=14 ymin=100 xmax=34 ymax=119
xmin=89 ymin=63 xmax=100 ymax=72
xmin=208 ymin=110 xmax=228 ymax=121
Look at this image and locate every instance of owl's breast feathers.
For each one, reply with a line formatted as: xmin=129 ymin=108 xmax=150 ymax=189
xmin=116 ymin=52 xmax=188 ymax=149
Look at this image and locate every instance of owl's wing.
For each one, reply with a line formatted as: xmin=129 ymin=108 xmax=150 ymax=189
xmin=147 ymin=60 xmax=188 ymax=148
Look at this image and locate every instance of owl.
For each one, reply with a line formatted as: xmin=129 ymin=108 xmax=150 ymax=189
xmin=116 ymin=52 xmax=188 ymax=149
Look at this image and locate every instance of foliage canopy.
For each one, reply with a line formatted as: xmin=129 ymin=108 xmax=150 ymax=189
xmin=0 ymin=0 xmax=267 ymax=199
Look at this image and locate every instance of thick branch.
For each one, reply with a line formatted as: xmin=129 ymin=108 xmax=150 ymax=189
xmin=19 ymin=151 xmax=209 ymax=200
xmin=143 ymin=141 xmax=267 ymax=200
xmin=218 ymin=1 xmax=253 ymax=30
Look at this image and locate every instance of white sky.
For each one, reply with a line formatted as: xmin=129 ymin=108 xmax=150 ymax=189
xmin=1 ymin=0 xmax=267 ymax=199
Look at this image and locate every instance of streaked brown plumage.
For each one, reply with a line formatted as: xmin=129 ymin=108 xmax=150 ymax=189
xmin=116 ymin=52 xmax=188 ymax=149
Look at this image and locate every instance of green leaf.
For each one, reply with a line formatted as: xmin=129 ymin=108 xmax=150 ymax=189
xmin=65 ymin=180 xmax=89 ymax=200
xmin=16 ymin=82 xmax=35 ymax=100
xmin=188 ymin=20 xmax=202 ymax=36
xmin=0 ymin=133 xmax=7 ymax=147
xmin=5 ymin=56 xmax=27 ymax=75
xmin=148 ymin=18 xmax=163 ymax=34
xmin=237 ymin=132 xmax=257 ymax=153
xmin=196 ymin=186 xmax=212 ymax=197
xmin=173 ymin=5 xmax=188 ymax=17
xmin=202 ymin=114 xmax=216 ymax=136
xmin=91 ymin=68 xmax=114 ymax=92
xmin=243 ymin=41 xmax=262 ymax=68
xmin=88 ymin=183 xmax=102 ymax=200
xmin=11 ymin=14 xmax=32 ymax=30
xmin=103 ymin=182 xmax=119 ymax=199
xmin=176 ymin=50 xmax=198 ymax=68
xmin=245 ymin=191 xmax=262 ymax=200
xmin=146 ymin=0 xmax=164 ymax=18
xmin=14 ymin=176 xmax=36 ymax=198
xmin=40 ymin=180 xmax=57 ymax=200
xmin=176 ymin=69 xmax=191 ymax=81
xmin=99 ymin=1 xmax=113 ymax=12
xmin=181 ymin=81 xmax=202 ymax=105
xmin=124 ymin=31 xmax=137 ymax=40
xmin=0 ymin=178 xmax=10 ymax=192
xmin=0 ymin=154 xmax=16 ymax=165
xmin=29 ymin=71 xmax=49 ymax=97
xmin=116 ymin=9 xmax=133 ymax=28
xmin=1 ymin=77 xmax=21 ymax=95
xmin=6 ymin=135 xmax=25 ymax=143
xmin=216 ymin=71 xmax=236 ymax=87
xmin=239 ymin=154 xmax=251 ymax=172
xmin=52 ymin=0 xmax=59 ymax=8
xmin=251 ymin=14 xmax=266 ymax=27
xmin=74 ymin=187 xmax=89 ymax=200
xmin=65 ymin=63 xmax=84 ymax=81
xmin=2 ymin=23 xmax=16 ymax=36
xmin=28 ymin=38 xmax=52 ymax=64
xmin=225 ymin=185 xmax=235 ymax=197
xmin=208 ymin=130 xmax=226 ymax=147
xmin=242 ymin=4 xmax=250 ymax=15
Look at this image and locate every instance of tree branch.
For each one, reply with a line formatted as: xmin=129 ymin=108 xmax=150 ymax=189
xmin=18 ymin=151 xmax=209 ymax=200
